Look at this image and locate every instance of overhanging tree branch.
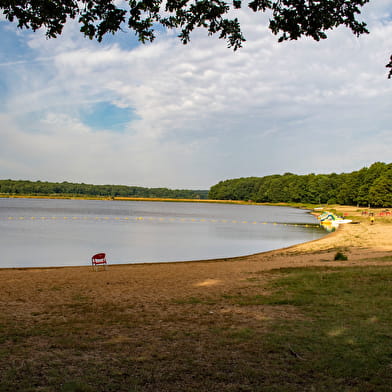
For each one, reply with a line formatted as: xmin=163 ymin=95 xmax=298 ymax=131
xmin=0 ymin=0 xmax=390 ymax=77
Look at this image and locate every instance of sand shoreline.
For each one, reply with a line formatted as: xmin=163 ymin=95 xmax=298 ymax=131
xmin=0 ymin=206 xmax=390 ymax=316
xmin=1 ymin=206 xmax=391 ymax=275
xmin=0 ymin=213 xmax=390 ymax=346
xmin=0 ymin=208 xmax=390 ymax=299
xmin=1 ymin=199 xmax=323 ymax=270
xmin=0 ymin=233 xmax=335 ymax=272
xmin=0 ymin=220 xmax=335 ymax=272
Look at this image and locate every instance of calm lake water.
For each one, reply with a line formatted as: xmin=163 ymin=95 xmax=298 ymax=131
xmin=0 ymin=198 xmax=326 ymax=268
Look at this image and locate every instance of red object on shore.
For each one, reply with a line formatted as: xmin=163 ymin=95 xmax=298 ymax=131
xmin=92 ymin=253 xmax=108 ymax=270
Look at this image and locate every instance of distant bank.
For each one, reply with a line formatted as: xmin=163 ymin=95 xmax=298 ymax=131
xmin=2 ymin=161 xmax=391 ymax=208
xmin=0 ymin=179 xmax=209 ymax=200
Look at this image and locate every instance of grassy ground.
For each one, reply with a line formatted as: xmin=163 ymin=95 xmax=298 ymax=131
xmin=2 ymin=264 xmax=392 ymax=392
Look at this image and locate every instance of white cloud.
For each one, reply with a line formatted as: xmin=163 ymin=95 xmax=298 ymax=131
xmin=0 ymin=2 xmax=391 ymax=188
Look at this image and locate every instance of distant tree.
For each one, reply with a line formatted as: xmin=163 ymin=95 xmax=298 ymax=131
xmin=368 ymin=170 xmax=392 ymax=207
xmin=355 ymin=162 xmax=388 ymax=205
xmin=252 ymin=175 xmax=277 ymax=202
xmin=209 ymin=179 xmax=239 ymax=200
xmin=286 ymin=175 xmax=307 ymax=203
xmin=336 ymin=171 xmax=362 ymax=205
xmin=1 ymin=0 xmax=390 ymax=77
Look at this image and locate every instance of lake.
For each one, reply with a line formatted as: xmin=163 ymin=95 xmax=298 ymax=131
xmin=0 ymin=198 xmax=326 ymax=268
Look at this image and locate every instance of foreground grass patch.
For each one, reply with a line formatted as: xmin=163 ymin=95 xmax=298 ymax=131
xmin=2 ymin=265 xmax=392 ymax=391
xmin=250 ymin=266 xmax=392 ymax=391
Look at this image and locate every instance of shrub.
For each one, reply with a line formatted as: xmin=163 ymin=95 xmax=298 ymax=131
xmin=334 ymin=251 xmax=348 ymax=261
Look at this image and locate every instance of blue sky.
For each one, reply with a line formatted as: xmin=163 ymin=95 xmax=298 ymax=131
xmin=0 ymin=1 xmax=391 ymax=189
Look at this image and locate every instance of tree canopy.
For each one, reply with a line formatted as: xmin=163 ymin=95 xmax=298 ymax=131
xmin=208 ymin=162 xmax=392 ymax=207
xmin=1 ymin=0 xmax=391 ymax=77
xmin=0 ymin=179 xmax=209 ymax=199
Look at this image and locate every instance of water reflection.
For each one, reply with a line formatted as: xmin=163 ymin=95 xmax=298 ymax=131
xmin=0 ymin=198 xmax=326 ymax=268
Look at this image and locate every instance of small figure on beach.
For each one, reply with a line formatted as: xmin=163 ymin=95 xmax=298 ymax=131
xmin=369 ymin=212 xmax=375 ymax=225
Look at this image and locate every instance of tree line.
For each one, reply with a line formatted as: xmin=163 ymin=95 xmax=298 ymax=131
xmin=208 ymin=162 xmax=392 ymax=207
xmin=0 ymin=180 xmax=209 ymax=200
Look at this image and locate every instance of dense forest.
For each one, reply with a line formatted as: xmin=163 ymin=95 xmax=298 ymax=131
xmin=0 ymin=180 xmax=209 ymax=200
xmin=209 ymin=162 xmax=392 ymax=207
xmin=1 ymin=162 xmax=391 ymax=206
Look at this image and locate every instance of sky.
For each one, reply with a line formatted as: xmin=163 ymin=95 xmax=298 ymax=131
xmin=0 ymin=1 xmax=391 ymax=190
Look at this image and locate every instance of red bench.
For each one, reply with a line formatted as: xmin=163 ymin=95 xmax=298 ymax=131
xmin=92 ymin=253 xmax=108 ymax=271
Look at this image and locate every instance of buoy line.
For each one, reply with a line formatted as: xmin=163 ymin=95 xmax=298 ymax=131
xmin=1 ymin=215 xmax=318 ymax=228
